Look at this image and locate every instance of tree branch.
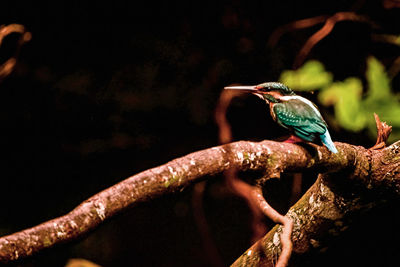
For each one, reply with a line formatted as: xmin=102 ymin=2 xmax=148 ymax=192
xmin=293 ymin=12 xmax=372 ymax=68
xmin=232 ymin=141 xmax=400 ymax=266
xmin=0 ymin=140 xmax=358 ymax=262
xmin=251 ymin=186 xmax=293 ymax=267
xmin=0 ymin=24 xmax=31 ymax=81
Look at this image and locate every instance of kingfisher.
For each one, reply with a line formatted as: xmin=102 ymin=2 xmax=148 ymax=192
xmin=224 ymin=82 xmax=338 ymax=153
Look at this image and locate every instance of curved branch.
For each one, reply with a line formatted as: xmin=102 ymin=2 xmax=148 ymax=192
xmin=0 ymin=140 xmax=356 ymax=262
xmin=0 ymin=24 xmax=31 ymax=81
xmin=268 ymin=15 xmax=329 ymax=47
xmin=293 ymin=12 xmax=371 ymax=68
xmin=251 ymin=187 xmax=293 ymax=267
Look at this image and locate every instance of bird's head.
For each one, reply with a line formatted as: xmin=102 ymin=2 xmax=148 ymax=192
xmin=224 ymin=82 xmax=295 ymax=103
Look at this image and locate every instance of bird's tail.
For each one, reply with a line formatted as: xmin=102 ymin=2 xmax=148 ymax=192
xmin=320 ymin=130 xmax=338 ymax=153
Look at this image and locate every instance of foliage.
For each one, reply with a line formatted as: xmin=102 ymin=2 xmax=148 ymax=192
xmin=279 ymin=60 xmax=333 ymax=91
xmin=280 ymin=58 xmax=400 ymax=142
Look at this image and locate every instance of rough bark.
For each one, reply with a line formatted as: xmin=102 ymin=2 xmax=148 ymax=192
xmin=232 ymin=141 xmax=400 ymax=266
xmin=0 ymin=140 xmax=398 ymax=263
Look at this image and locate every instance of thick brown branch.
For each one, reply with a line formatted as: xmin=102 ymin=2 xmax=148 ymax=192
xmin=0 ymin=140 xmax=354 ymax=262
xmin=232 ymin=141 xmax=400 ymax=266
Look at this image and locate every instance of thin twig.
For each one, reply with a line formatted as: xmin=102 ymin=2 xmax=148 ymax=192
xmin=370 ymin=113 xmax=392 ymax=150
xmin=268 ymin=15 xmax=329 ymax=47
xmin=0 ymin=24 xmax=31 ymax=81
xmin=293 ymin=12 xmax=370 ymax=68
xmin=215 ymin=88 xmax=243 ymax=144
xmin=215 ymin=88 xmax=268 ymax=242
xmin=251 ymin=187 xmax=293 ymax=267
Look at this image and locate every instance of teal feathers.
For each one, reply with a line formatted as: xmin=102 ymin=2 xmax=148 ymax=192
xmin=320 ymin=130 xmax=338 ymax=153
xmin=224 ymin=82 xmax=338 ymax=153
xmin=272 ymin=96 xmax=338 ymax=153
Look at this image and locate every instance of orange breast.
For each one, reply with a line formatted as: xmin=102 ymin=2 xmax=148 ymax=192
xmin=269 ymin=102 xmax=277 ymax=121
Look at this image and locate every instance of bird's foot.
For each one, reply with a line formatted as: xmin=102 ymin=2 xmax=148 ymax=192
xmin=283 ymin=135 xmax=303 ymax=143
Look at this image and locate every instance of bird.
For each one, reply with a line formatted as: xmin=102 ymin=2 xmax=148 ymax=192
xmin=224 ymin=82 xmax=338 ymax=153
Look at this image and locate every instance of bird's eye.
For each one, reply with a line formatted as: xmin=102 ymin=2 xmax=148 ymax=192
xmin=256 ymin=85 xmax=269 ymax=91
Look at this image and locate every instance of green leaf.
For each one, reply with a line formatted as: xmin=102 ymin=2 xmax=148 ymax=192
xmin=279 ymin=60 xmax=333 ymax=91
xmin=364 ymin=56 xmax=391 ymax=102
xmin=279 ymin=57 xmax=400 ymax=142
xmin=318 ymin=78 xmax=367 ymax=131
xmin=362 ymin=57 xmax=400 ymax=140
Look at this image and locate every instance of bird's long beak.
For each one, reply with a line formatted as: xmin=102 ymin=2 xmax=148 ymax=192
xmin=224 ymin=85 xmax=258 ymax=92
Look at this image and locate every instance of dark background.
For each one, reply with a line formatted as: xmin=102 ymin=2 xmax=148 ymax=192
xmin=0 ymin=1 xmax=400 ymax=266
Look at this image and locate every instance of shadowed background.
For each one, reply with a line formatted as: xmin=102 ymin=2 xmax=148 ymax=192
xmin=0 ymin=1 xmax=399 ymax=266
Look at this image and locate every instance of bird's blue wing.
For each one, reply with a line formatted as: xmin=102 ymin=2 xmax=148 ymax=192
xmin=273 ymin=99 xmax=327 ymax=142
